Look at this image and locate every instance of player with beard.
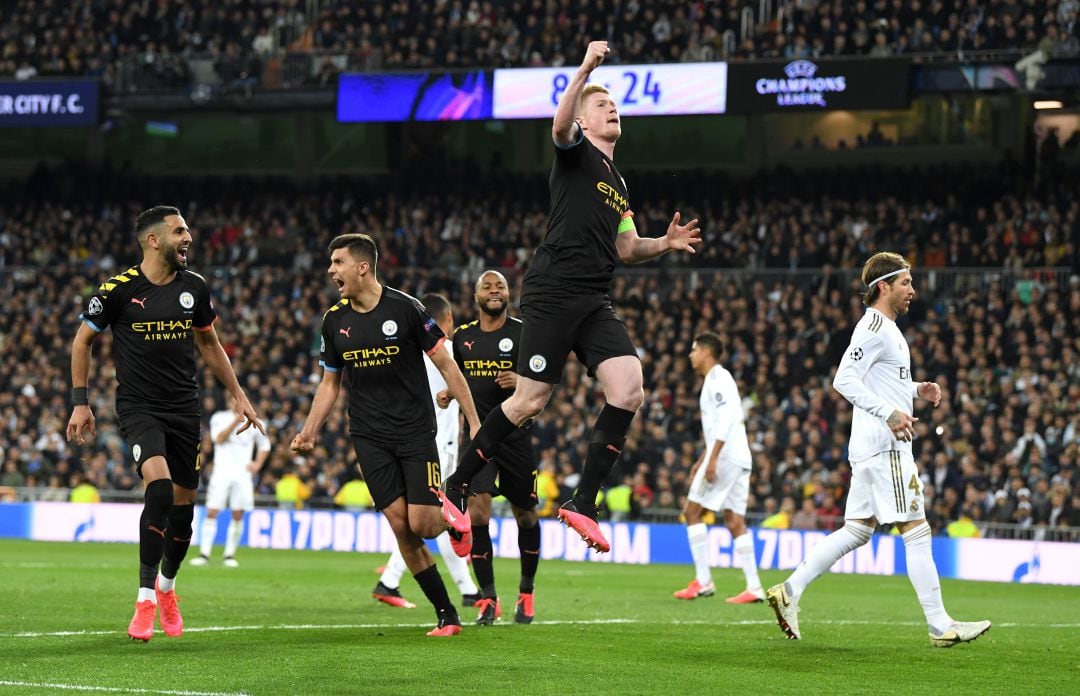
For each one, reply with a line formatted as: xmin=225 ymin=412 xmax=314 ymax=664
xmin=767 ymin=252 xmax=991 ymax=647
xmin=68 ymin=205 xmax=264 ymax=642
xmin=452 ymin=271 xmax=541 ymax=624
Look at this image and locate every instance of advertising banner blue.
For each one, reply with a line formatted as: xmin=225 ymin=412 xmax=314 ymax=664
xmin=0 ymin=79 xmax=100 ymax=127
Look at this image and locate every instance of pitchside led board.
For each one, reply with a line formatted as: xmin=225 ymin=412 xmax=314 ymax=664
xmin=337 ymin=62 xmax=728 ymax=122
xmin=725 ymin=58 xmax=911 ymax=113
xmin=0 ymin=79 xmax=100 ymax=127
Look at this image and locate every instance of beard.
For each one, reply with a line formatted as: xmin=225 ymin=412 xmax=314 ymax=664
xmin=162 ymin=245 xmax=186 ymax=271
xmin=479 ymin=298 xmax=505 ymax=318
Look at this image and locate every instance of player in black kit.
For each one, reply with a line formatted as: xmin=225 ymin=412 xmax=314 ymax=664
xmin=451 ymin=270 xmax=540 ymax=625
xmin=67 ymin=205 xmax=264 ymax=642
xmin=445 ymin=40 xmax=703 ymax=553
xmin=291 ymin=233 xmax=482 ymax=637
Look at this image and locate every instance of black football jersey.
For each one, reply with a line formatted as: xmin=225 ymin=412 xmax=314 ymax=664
xmin=320 ymin=286 xmax=445 ymax=442
xmin=452 ymin=316 xmax=523 ymax=421
xmin=526 ymin=126 xmax=631 ymax=291
xmin=79 ymin=265 xmax=216 ymax=413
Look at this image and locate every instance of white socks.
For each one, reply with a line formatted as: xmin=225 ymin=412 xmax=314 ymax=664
xmin=687 ymin=523 xmax=712 ymax=585
xmin=787 ymin=522 xmax=873 ymax=600
xmin=435 ymin=531 xmax=479 ymax=596
xmin=198 ymin=516 xmax=217 ymax=557
xmin=902 ymin=523 xmax=953 ymax=635
xmin=733 ymin=532 xmax=761 ymax=592
xmin=137 ymin=587 xmax=157 ymax=603
xmin=156 ymin=573 xmax=175 ymax=592
xmin=379 ymin=547 xmax=409 ymax=589
xmin=225 ymin=519 xmax=243 ymax=558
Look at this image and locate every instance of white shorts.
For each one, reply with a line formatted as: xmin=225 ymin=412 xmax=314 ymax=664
xmin=845 ymin=450 xmax=925 ymax=525
xmin=438 ymin=446 xmax=457 ymax=481
xmin=204 ymin=475 xmax=255 ymax=512
xmin=687 ymin=460 xmax=750 ymax=516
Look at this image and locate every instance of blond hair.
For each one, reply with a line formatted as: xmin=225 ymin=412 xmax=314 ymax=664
xmin=578 ymin=84 xmax=611 ymax=117
xmin=861 ymin=251 xmax=911 ymax=306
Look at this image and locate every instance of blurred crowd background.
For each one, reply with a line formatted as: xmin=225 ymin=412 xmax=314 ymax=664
xmin=1 ymin=161 xmax=1077 ymax=541
xmin=2 ymin=0 xmax=1078 ymax=91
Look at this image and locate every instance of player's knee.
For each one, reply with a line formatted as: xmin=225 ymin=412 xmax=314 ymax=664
xmin=843 ymin=522 xmax=873 ymax=546
xmin=608 ymin=385 xmax=644 ymax=412
xmin=514 ymin=508 xmax=539 ymax=530
xmin=144 ymin=479 xmax=174 ymax=517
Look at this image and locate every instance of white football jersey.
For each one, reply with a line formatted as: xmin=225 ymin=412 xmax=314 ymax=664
xmin=833 ymin=308 xmax=920 ymax=462
xmin=699 ymin=364 xmax=753 ymax=471
xmin=209 ymin=409 xmax=271 ymax=478
xmin=426 ymin=344 xmax=460 ymax=454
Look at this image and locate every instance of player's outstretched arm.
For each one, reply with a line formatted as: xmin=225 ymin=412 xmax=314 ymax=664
xmin=291 ymin=369 xmax=342 ymax=453
xmin=66 ymin=322 xmax=99 ymax=445
xmin=553 ymin=40 xmax=609 ymax=146
xmin=616 ymin=211 xmax=702 ymax=264
xmin=194 ymin=325 xmax=265 ymax=435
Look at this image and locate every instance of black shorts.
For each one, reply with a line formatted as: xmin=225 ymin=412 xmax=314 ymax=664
xmin=470 ymin=431 xmax=538 ymax=510
xmin=352 ymin=436 xmax=442 ymax=511
xmin=518 ymin=276 xmax=637 ymax=384
xmin=118 ymin=409 xmax=202 ymax=490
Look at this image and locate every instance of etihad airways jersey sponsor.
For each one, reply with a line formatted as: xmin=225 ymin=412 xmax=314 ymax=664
xmin=527 ymin=125 xmax=631 ymax=291
xmin=319 ymin=287 xmax=445 ymax=442
xmin=452 ymin=316 xmax=522 ymax=421
xmin=79 ymin=266 xmax=216 ymax=412
xmin=699 ymin=364 xmax=753 ymax=470
xmin=833 ymin=308 xmax=920 ymax=462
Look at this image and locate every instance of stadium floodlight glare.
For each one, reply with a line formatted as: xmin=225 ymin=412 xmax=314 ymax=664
xmin=1033 ymin=100 xmax=1064 ymax=110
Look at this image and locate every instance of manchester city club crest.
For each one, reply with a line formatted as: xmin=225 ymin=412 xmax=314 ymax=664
xmin=499 ymin=338 xmax=514 ymax=352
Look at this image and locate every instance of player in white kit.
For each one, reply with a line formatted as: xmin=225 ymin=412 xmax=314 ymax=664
xmin=372 ymin=293 xmax=480 ymax=609
xmin=767 ymin=252 xmax=991 ymax=647
xmin=673 ymin=332 xmax=763 ymax=604
xmin=190 ymin=396 xmax=271 ymax=567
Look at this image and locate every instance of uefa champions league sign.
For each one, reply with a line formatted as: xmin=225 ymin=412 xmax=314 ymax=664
xmin=727 ymin=58 xmax=910 ymax=113
xmin=754 ymin=60 xmax=847 ymax=108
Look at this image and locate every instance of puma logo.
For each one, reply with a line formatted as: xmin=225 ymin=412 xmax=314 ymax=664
xmin=523 ymin=549 xmax=540 ymax=555
xmin=131 ymin=297 xmax=147 ymax=309
xmin=339 ymin=327 xmax=351 ymax=338
xmin=606 ymin=444 xmax=621 ymax=454
xmin=463 ymin=340 xmax=475 ymax=350
xmin=147 ymin=525 xmax=165 ymax=537
xmin=471 ymin=552 xmax=491 ymax=561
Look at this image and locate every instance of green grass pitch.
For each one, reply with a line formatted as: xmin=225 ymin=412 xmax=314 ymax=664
xmin=0 ymin=538 xmax=1076 ymax=695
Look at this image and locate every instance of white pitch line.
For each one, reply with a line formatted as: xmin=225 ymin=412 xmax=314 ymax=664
xmin=0 ymin=681 xmax=249 ymax=696
xmin=4 ymin=617 xmax=1079 ymax=639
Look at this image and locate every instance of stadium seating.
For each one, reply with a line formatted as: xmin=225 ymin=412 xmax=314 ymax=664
xmin=2 ymin=1 xmax=1077 ymax=86
xmin=1 ymin=162 xmax=1076 ymax=540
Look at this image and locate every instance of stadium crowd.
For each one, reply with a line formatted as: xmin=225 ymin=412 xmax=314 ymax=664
xmin=0 ymin=163 xmax=1078 ymax=540
xmin=1 ymin=0 xmax=1077 ymax=85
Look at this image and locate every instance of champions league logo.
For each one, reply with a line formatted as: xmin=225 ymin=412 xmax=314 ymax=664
xmin=755 ymin=60 xmax=847 ymax=108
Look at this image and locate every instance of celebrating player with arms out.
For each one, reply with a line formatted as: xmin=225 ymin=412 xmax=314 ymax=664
xmin=67 ymin=205 xmax=264 ymax=642
xmin=444 ymin=40 xmax=702 ymax=554
xmin=767 ymin=252 xmax=991 ymax=647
